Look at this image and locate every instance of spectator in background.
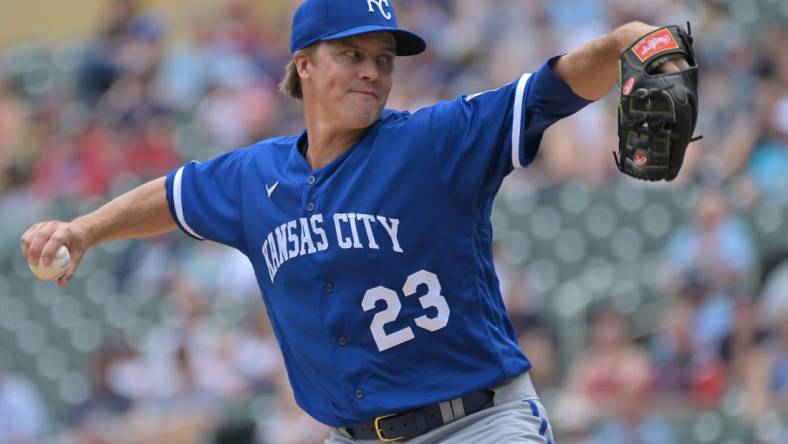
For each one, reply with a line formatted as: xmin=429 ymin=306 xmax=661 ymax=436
xmin=76 ymin=0 xmax=163 ymax=104
xmin=120 ymin=112 xmax=180 ymax=180
xmin=651 ymin=301 xmax=727 ymax=412
xmin=591 ymin=401 xmax=677 ymax=444
xmin=495 ymin=245 xmax=560 ymax=398
xmin=518 ymin=326 xmax=560 ymax=402
xmin=125 ymin=276 xmax=246 ymax=410
xmin=652 ymin=301 xmax=697 ymax=406
xmin=661 ymin=187 xmax=756 ymax=359
xmin=231 ymin=303 xmax=282 ymax=393
xmin=258 ymin=371 xmax=330 ymax=444
xmin=69 ymin=344 xmax=133 ymax=443
xmin=555 ymin=307 xmax=655 ymax=436
xmin=493 ymin=241 xmax=533 ymax=316
xmin=718 ymin=299 xmax=771 ymax=421
xmin=750 ymin=25 xmax=788 ymax=195
xmin=663 ymin=188 xmax=756 ymax=295
xmin=760 ymin=256 xmax=788 ymax=325
xmin=766 ymin=310 xmax=788 ymax=414
xmin=0 ymin=361 xmax=48 ymax=444
xmin=194 ymin=79 xmax=273 ymax=150
xmin=746 ymin=83 xmax=788 ymax=203
xmin=152 ymin=9 xmax=217 ymax=113
xmin=0 ymin=75 xmax=32 ymax=192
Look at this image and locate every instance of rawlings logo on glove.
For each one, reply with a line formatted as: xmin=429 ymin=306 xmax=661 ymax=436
xmin=633 ymin=29 xmax=679 ymax=61
xmin=615 ymin=24 xmax=702 ymax=181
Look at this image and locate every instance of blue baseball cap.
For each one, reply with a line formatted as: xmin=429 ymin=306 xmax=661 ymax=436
xmin=290 ymin=0 xmax=427 ymax=56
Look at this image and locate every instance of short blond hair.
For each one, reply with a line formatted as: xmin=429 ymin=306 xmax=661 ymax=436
xmin=278 ymin=44 xmax=318 ymax=100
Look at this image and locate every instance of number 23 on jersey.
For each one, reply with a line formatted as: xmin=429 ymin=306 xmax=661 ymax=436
xmin=362 ymin=269 xmax=450 ymax=352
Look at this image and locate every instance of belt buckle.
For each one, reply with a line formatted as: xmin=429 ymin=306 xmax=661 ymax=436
xmin=374 ymin=413 xmax=404 ymax=442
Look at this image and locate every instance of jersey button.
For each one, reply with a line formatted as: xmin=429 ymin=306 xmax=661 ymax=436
xmin=337 ymin=336 xmax=347 ymax=346
xmin=307 ymin=175 xmax=316 ymax=185
xmin=354 ymin=389 xmax=364 ymax=399
xmin=306 ymin=202 xmax=315 ymax=212
xmin=324 ymin=282 xmax=334 ymax=293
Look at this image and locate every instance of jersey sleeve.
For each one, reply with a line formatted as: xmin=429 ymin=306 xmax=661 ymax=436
xmin=423 ymin=56 xmax=592 ymax=205
xmin=165 ymin=149 xmax=248 ymax=251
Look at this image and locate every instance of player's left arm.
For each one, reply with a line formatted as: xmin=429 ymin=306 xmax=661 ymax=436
xmin=552 ymin=21 xmax=689 ymax=101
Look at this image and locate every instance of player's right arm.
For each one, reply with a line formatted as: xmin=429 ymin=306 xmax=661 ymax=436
xmin=20 ymin=176 xmax=175 ymax=287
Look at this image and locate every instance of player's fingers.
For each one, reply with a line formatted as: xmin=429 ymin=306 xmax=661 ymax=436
xmin=20 ymin=222 xmax=42 ymax=260
xmin=25 ymin=222 xmax=59 ymax=265
xmin=660 ymin=58 xmax=689 ymax=73
xmin=20 ymin=222 xmax=49 ymax=259
xmin=57 ymin=262 xmax=77 ymax=287
xmin=57 ymin=249 xmax=83 ymax=287
xmin=40 ymin=231 xmax=68 ymax=266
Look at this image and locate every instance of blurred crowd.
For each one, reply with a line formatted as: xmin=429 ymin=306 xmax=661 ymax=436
xmin=1 ymin=0 xmax=788 ymax=443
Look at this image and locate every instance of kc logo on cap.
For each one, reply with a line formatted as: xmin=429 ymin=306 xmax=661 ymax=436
xmin=367 ymin=0 xmax=392 ymax=20
xmin=290 ymin=0 xmax=426 ymax=56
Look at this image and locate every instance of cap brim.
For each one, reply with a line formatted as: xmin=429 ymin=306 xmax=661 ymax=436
xmin=319 ymin=25 xmax=426 ymax=56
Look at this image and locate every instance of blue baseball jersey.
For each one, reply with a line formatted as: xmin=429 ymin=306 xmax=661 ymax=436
xmin=165 ymin=58 xmax=590 ymax=426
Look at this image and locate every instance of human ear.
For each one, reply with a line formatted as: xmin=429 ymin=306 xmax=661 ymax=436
xmin=294 ymin=51 xmax=312 ymax=80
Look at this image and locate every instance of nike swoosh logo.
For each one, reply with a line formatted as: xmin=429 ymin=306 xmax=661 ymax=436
xmin=266 ymin=181 xmax=279 ymax=198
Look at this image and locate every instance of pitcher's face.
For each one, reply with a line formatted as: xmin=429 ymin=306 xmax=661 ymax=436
xmin=300 ymin=32 xmax=396 ymax=129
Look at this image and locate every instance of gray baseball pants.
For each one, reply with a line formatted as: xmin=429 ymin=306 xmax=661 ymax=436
xmin=325 ymin=372 xmax=554 ymax=444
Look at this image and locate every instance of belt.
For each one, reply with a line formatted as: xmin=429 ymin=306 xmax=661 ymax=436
xmin=343 ymin=389 xmax=495 ymax=442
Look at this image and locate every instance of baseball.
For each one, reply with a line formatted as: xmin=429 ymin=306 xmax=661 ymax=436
xmin=29 ymin=245 xmax=71 ymax=281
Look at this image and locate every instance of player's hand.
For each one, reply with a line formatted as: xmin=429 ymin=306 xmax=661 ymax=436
xmin=659 ymin=57 xmax=690 ymax=73
xmin=617 ymin=22 xmax=690 ymax=74
xmin=20 ymin=221 xmax=90 ymax=287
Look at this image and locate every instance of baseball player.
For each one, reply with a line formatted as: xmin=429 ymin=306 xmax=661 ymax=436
xmin=21 ymin=1 xmax=692 ymax=442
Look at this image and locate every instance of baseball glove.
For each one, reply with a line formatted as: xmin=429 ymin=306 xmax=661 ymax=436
xmin=615 ymin=24 xmax=701 ymax=181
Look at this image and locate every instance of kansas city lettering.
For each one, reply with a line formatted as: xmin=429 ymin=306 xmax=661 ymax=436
xmin=261 ymin=213 xmax=403 ymax=283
